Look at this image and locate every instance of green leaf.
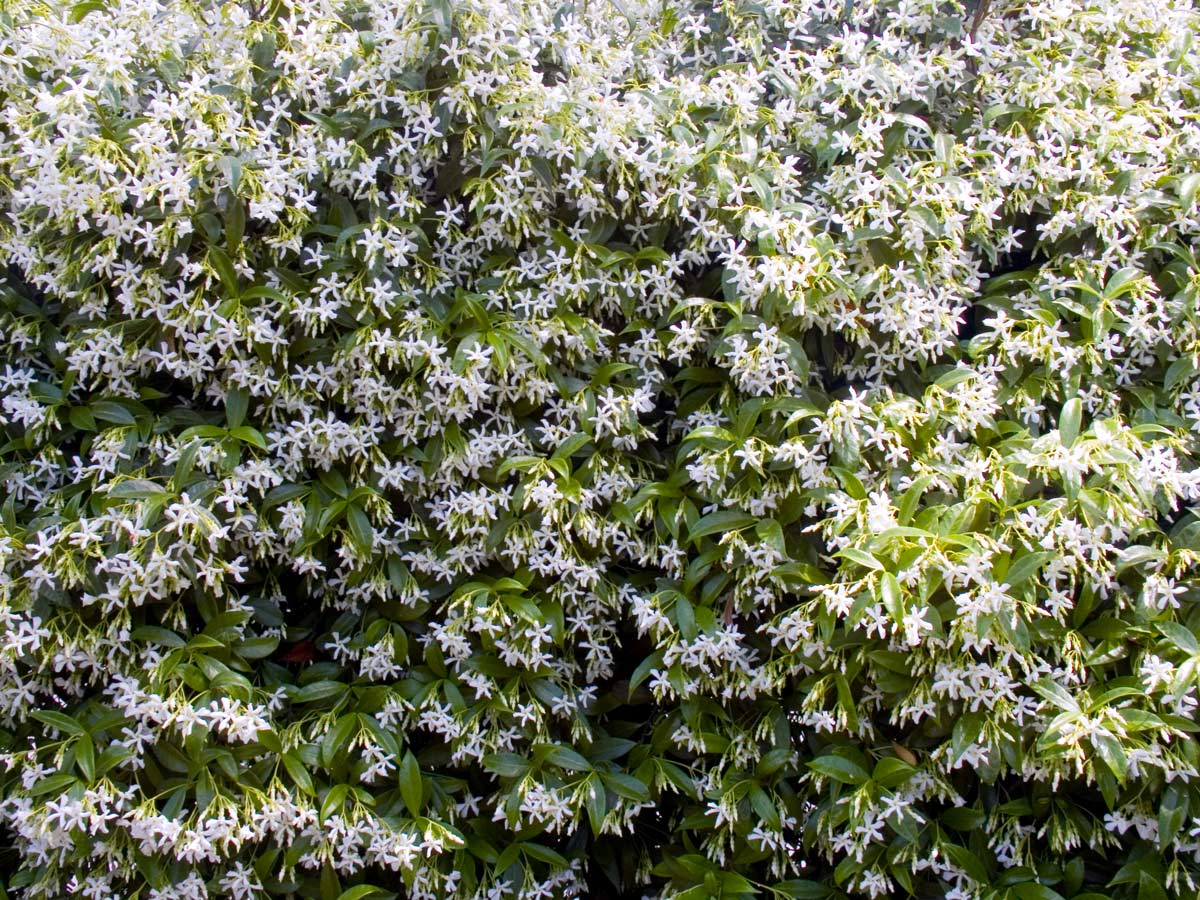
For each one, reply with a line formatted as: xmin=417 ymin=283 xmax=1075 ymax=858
xmin=941 ymin=806 xmax=984 ymax=831
xmin=688 ymin=510 xmax=755 ymax=542
xmin=747 ymin=784 xmax=780 ymax=829
xmin=983 ymin=102 xmax=1027 ymax=125
xmin=879 ymin=572 xmax=903 ymax=621
xmin=772 ymin=562 xmax=826 ymax=586
xmin=1059 ymin=397 xmax=1082 ymax=448
xmin=68 ymin=406 xmax=97 ymax=431
xmin=1091 ymin=731 xmax=1128 ymax=784
xmin=773 ymin=881 xmax=828 ymax=899
xmin=1179 ymin=172 xmax=1200 ymax=210
xmin=217 ymin=155 xmax=242 ymax=193
xmin=335 ymin=888 xmax=393 ymax=900
xmin=683 ymin=424 xmax=737 ymax=444
xmin=896 ymin=474 xmax=932 ymax=525
xmin=505 ymin=330 xmax=547 ymax=367
xmin=107 ymin=478 xmax=168 ymax=499
xmin=237 ymin=635 xmax=279 ymax=659
xmin=69 ymin=0 xmax=108 ymax=22
xmin=830 ymin=466 xmax=866 ymax=500
xmin=545 ymin=744 xmax=592 ymax=772
xmin=283 ymin=752 xmax=315 ymax=795
xmin=589 ymin=736 xmax=635 ymax=762
xmin=263 ymin=482 xmax=310 ymax=509
xmin=1003 ymin=552 xmax=1053 ymax=589
xmin=91 ymin=400 xmax=136 ymax=425
xmin=522 ymin=842 xmax=567 ymax=866
xmin=346 ymin=504 xmax=374 ymax=554
xmin=494 ymin=841 xmax=520 ymax=875
xmin=836 ymin=547 xmax=884 ymax=571
xmin=226 ymin=388 xmax=249 ymax=429
xmin=1102 ymin=267 xmax=1144 ymax=301
xmin=132 ymin=628 xmax=183 ymax=648
xmin=807 ymin=755 xmax=868 ymax=786
xmin=74 ymin=733 xmax=94 ymax=780
xmin=31 ymin=710 xmax=85 ymax=736
xmin=674 ymin=595 xmax=697 ymax=641
xmin=604 ymin=772 xmax=650 ymax=802
xmin=933 ymin=132 xmax=954 ymax=165
xmin=721 ymin=871 xmax=758 ymax=895
xmin=229 ymin=425 xmax=267 ymax=450
xmin=1134 ymin=873 xmax=1167 ymax=900
xmin=400 ymin=751 xmax=423 ymax=816
xmin=584 ymin=774 xmax=607 ymax=835
xmin=757 ymin=748 xmax=792 ymax=777
xmin=950 ymin=712 xmax=985 ymax=761
xmin=320 ymin=783 xmax=349 ymax=822
xmin=321 ymin=714 xmax=358 ymax=768
xmin=173 ymin=440 xmax=201 ymax=490
xmin=628 ymin=650 xmax=664 ymax=695
xmin=552 ymin=432 xmax=591 ymax=459
xmin=1159 ymin=621 xmax=1199 ymax=655
xmin=944 ymin=844 xmax=989 ymax=884
xmin=756 ymin=518 xmax=786 ymax=555
xmin=496 ymin=455 xmax=541 ymax=477
xmin=1032 ymin=678 xmax=1080 ymax=713
xmin=208 ymin=246 xmax=240 ymax=296
xmin=28 ymin=772 xmax=78 ymax=797
xmin=242 ymin=285 xmax=290 ymax=303
xmin=834 ymin=673 xmax=860 ymax=732
xmin=225 ymin=197 xmax=246 ymax=249
xmin=590 ymin=361 xmax=636 ymax=385
xmin=1157 ymin=784 xmax=1188 ymax=850
xmin=872 ymin=757 xmax=914 ymax=789
xmin=179 ymin=424 xmax=228 ymax=442
xmin=291 ymin=680 xmax=348 ymax=704
xmin=483 ymin=753 xmax=528 ymax=778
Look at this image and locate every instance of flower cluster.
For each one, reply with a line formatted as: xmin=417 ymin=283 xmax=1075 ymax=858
xmin=2 ymin=0 xmax=1200 ymax=898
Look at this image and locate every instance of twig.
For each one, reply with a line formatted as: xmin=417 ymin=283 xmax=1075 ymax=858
xmin=968 ymin=0 xmax=993 ymax=40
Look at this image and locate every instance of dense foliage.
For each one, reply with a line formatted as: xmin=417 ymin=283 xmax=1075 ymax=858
xmin=2 ymin=0 xmax=1200 ymax=897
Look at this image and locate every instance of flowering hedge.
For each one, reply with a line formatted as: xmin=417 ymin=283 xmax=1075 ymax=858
xmin=3 ymin=0 xmax=1200 ymax=898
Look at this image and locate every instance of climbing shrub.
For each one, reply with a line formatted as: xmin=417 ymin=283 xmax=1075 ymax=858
xmin=2 ymin=0 xmax=1200 ymax=898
